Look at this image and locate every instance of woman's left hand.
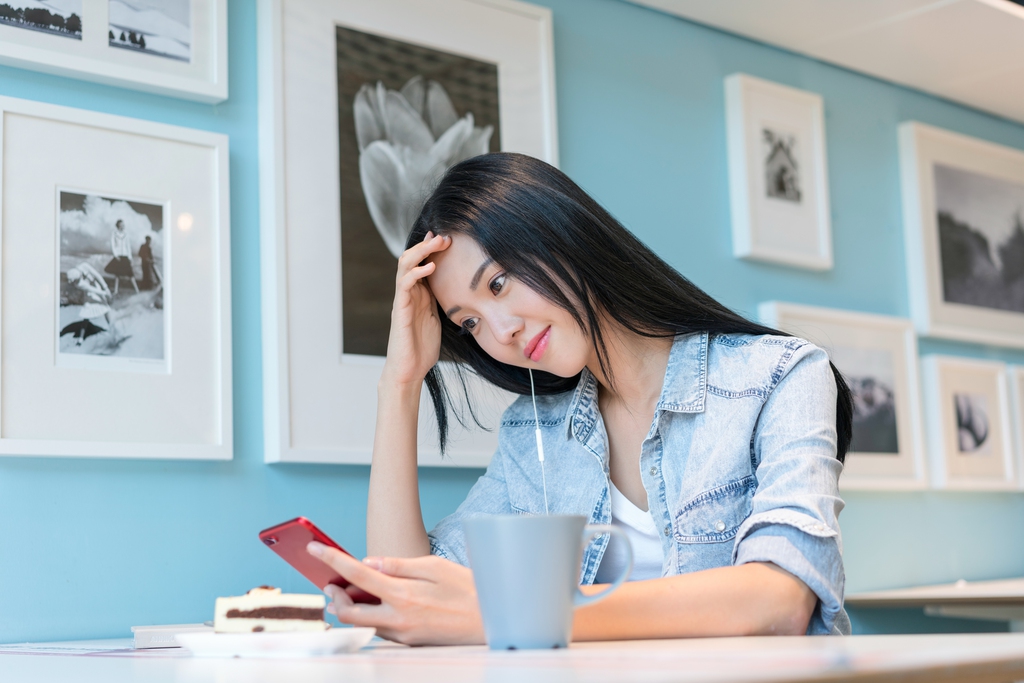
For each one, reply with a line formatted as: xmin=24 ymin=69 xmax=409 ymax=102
xmin=307 ymin=542 xmax=485 ymax=646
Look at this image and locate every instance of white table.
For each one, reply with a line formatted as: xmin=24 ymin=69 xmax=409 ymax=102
xmin=4 ymin=633 xmax=1024 ymax=683
xmin=847 ymin=577 xmax=1024 ymax=630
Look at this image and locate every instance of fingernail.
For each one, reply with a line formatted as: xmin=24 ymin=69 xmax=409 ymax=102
xmin=362 ymin=557 xmax=383 ymax=570
xmin=326 ymin=603 xmax=336 ymax=615
xmin=307 ymin=541 xmax=324 ymax=557
xmin=324 ymin=584 xmax=338 ymax=598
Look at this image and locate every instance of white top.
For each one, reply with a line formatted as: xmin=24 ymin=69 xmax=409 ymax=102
xmin=595 ymin=480 xmax=664 ymax=583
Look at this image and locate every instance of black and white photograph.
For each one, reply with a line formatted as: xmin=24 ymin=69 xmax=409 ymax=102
xmin=57 ymin=190 xmax=166 ymax=367
xmin=954 ymin=392 xmax=991 ymax=455
xmin=921 ymin=355 xmax=1014 ymax=489
xmin=108 ymin=0 xmax=190 ymax=62
xmin=0 ymin=0 xmax=81 ymax=38
xmin=725 ymin=74 xmax=831 ymax=270
xmin=832 ymin=346 xmax=899 ymax=454
xmin=935 ymin=163 xmax=1024 ymax=315
xmin=337 ymin=25 xmax=500 ymax=356
xmin=763 ymin=127 xmax=801 ymax=203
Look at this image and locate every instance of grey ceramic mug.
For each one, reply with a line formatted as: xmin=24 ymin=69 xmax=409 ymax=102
xmin=463 ymin=514 xmax=632 ymax=650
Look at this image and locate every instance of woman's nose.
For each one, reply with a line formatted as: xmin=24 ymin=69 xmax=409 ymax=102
xmin=491 ymin=314 xmax=523 ymax=346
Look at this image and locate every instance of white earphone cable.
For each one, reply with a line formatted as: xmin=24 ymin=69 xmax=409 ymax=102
xmin=529 ymin=369 xmax=549 ymax=515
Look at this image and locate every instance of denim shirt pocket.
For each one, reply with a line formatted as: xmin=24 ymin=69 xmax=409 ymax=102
xmin=673 ymin=475 xmax=755 ymax=544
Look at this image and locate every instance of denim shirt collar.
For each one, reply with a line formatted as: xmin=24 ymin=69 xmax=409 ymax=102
xmin=565 ymin=332 xmax=709 ymax=441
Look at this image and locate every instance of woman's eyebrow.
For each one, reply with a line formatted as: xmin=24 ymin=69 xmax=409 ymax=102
xmin=469 ymin=258 xmax=493 ymax=290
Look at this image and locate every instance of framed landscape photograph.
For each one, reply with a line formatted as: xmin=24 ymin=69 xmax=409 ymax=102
xmin=726 ymin=74 xmax=832 ymax=271
xmin=921 ymin=356 xmax=1015 ymax=490
xmin=900 ymin=122 xmax=1024 ymax=347
xmin=0 ymin=0 xmax=226 ymax=103
xmin=258 ymin=0 xmax=557 ymax=465
xmin=758 ymin=302 xmax=927 ymax=490
xmin=0 ymin=96 xmax=231 ymax=460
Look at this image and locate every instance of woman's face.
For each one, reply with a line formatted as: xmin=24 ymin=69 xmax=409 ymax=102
xmin=427 ymin=234 xmax=591 ymax=378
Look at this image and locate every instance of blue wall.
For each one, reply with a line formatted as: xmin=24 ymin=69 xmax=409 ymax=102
xmin=2 ymin=0 xmax=1023 ymax=642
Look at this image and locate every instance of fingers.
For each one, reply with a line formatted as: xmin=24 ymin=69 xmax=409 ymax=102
xmin=323 ymin=583 xmax=353 ymax=616
xmin=397 ymin=262 xmax=436 ymax=293
xmin=364 ymin=555 xmax=445 ymax=581
xmin=397 ymin=232 xmax=451 ymax=277
xmin=307 ymin=543 xmax=400 ymax=597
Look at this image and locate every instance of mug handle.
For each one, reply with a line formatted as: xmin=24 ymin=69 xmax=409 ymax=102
xmin=573 ymin=524 xmax=633 ymax=608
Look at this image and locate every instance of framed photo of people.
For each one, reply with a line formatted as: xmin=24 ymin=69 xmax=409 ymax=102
xmin=258 ymin=0 xmax=557 ymax=465
xmin=900 ymin=122 xmax=1024 ymax=348
xmin=0 ymin=96 xmax=232 ymax=459
xmin=725 ymin=74 xmax=832 ymax=271
xmin=758 ymin=302 xmax=927 ymax=490
xmin=921 ymin=356 xmax=1016 ymax=490
xmin=0 ymin=0 xmax=226 ymax=103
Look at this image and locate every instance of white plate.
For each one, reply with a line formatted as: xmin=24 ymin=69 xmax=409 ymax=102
xmin=176 ymin=628 xmax=376 ymax=658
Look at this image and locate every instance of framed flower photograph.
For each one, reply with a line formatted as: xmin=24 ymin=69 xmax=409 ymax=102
xmin=258 ymin=0 xmax=557 ymax=465
xmin=0 ymin=96 xmax=232 ymax=460
xmin=900 ymin=122 xmax=1024 ymax=348
xmin=0 ymin=0 xmax=226 ymax=102
xmin=921 ymin=356 xmax=1015 ymax=490
xmin=725 ymin=74 xmax=832 ymax=271
xmin=758 ymin=302 xmax=927 ymax=490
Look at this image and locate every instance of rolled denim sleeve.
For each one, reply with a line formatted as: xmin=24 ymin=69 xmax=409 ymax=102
xmin=427 ymin=442 xmax=513 ymax=566
xmin=732 ymin=342 xmax=847 ymax=635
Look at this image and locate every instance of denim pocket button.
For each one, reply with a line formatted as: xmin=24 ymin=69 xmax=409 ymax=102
xmin=714 ymin=520 xmax=726 ymax=533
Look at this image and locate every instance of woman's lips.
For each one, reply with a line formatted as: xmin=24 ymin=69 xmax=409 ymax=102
xmin=524 ymin=326 xmax=551 ymax=362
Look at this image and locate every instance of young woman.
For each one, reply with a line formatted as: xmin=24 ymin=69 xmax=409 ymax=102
xmin=307 ymin=153 xmax=853 ymax=644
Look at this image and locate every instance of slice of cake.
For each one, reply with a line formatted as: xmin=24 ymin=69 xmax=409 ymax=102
xmin=213 ymin=586 xmax=329 ymax=633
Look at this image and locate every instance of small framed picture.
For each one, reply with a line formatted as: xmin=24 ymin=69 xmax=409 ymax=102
xmin=921 ymin=356 xmax=1015 ymax=490
xmin=0 ymin=1 xmax=226 ymax=102
xmin=0 ymin=96 xmax=232 ymax=460
xmin=725 ymin=74 xmax=832 ymax=271
xmin=758 ymin=302 xmax=927 ymax=490
xmin=900 ymin=122 xmax=1024 ymax=348
xmin=56 ymin=188 xmax=169 ymax=373
xmin=1004 ymin=366 xmax=1024 ymax=491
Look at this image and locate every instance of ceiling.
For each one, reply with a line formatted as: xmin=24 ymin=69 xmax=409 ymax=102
xmin=629 ymin=0 xmax=1024 ymax=125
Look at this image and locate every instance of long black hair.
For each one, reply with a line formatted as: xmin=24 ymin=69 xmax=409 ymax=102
xmin=407 ymin=153 xmax=853 ymax=463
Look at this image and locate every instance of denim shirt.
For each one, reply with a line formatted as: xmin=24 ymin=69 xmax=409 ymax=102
xmin=428 ymin=332 xmax=849 ymax=635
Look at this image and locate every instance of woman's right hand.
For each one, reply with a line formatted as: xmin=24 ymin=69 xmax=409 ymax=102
xmin=381 ymin=231 xmax=452 ymax=388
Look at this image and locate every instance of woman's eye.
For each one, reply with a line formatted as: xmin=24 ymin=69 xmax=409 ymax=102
xmin=489 ymin=273 xmax=506 ymax=295
xmin=460 ymin=318 xmax=478 ymax=335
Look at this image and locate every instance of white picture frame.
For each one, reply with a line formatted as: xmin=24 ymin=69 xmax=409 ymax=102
xmin=1004 ymin=366 xmax=1024 ymax=491
xmin=258 ymin=0 xmax=557 ymax=466
xmin=0 ymin=96 xmax=232 ymax=459
xmin=725 ymin=74 xmax=832 ymax=271
xmin=921 ymin=356 xmax=1015 ymax=490
xmin=0 ymin=0 xmax=227 ymax=103
xmin=900 ymin=122 xmax=1024 ymax=348
xmin=758 ymin=302 xmax=927 ymax=490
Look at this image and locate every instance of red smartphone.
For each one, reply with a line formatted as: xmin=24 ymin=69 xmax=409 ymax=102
xmin=258 ymin=517 xmax=380 ymax=604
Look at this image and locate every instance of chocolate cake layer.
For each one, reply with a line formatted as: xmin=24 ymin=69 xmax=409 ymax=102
xmin=225 ymin=607 xmax=323 ymax=620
